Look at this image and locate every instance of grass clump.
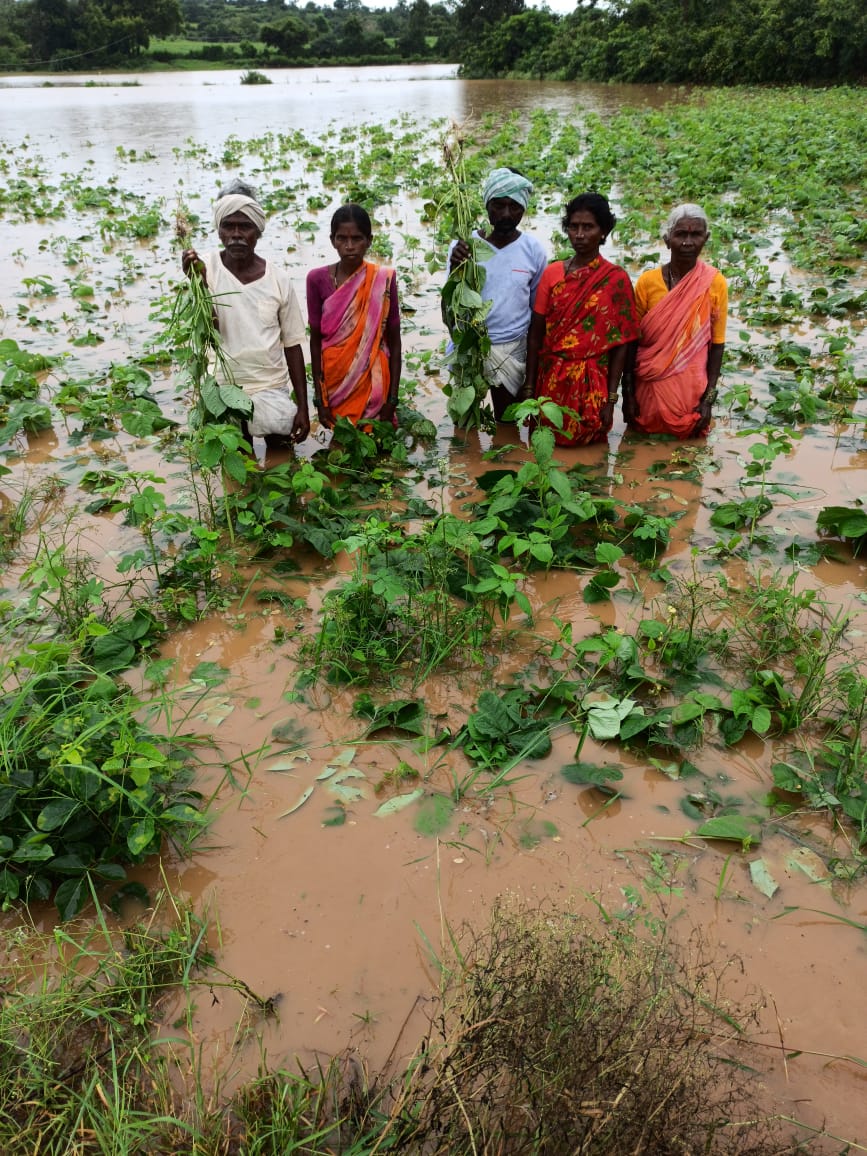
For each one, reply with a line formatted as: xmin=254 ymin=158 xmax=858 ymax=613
xmin=389 ymin=900 xmax=800 ymax=1154
xmin=0 ymin=897 xmax=811 ymax=1153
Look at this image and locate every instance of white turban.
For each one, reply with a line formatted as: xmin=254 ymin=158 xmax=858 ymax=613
xmin=482 ymin=168 xmax=533 ymax=210
xmin=213 ymin=194 xmax=266 ymax=235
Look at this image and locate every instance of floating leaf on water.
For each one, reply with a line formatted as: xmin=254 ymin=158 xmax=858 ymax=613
xmin=749 ymin=858 xmax=779 ymax=898
xmin=561 ymin=762 xmax=624 ymax=789
xmin=188 ymin=662 xmax=230 ymax=687
xmin=267 ymin=753 xmax=312 ymax=773
xmin=271 ymin=718 xmax=308 ymax=745
xmin=327 ymin=768 xmax=367 ymax=803
xmin=374 ymin=789 xmax=424 ymax=817
xmin=785 ymin=847 xmax=829 ymax=883
xmin=647 ymin=758 xmax=681 ymax=780
xmin=414 ymin=794 xmax=455 ymax=837
xmin=317 ymin=748 xmax=359 ymax=780
xmin=696 ymin=816 xmax=762 ymax=845
xmin=278 ymin=785 xmax=314 ymax=819
xmin=193 ymin=696 xmax=235 ymax=727
xmin=322 ymin=805 xmax=347 ymax=828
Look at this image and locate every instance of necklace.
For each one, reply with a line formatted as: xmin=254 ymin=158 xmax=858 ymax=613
xmin=664 ymin=264 xmax=685 ymax=291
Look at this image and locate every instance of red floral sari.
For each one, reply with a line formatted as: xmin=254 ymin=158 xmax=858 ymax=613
xmin=536 ymin=257 xmax=638 ymax=446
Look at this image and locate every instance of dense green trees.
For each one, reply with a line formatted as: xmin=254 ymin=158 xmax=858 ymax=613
xmin=0 ymin=0 xmax=861 ymax=79
xmin=456 ymin=0 xmax=867 ymax=83
xmin=21 ymin=0 xmax=180 ymax=65
xmin=0 ymin=0 xmax=454 ymax=70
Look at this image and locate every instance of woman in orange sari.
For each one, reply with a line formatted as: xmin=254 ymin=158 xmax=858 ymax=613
xmin=623 ymin=204 xmax=727 ymax=439
xmin=307 ymin=204 xmax=401 ymax=428
xmin=524 ymin=194 xmax=638 ymax=446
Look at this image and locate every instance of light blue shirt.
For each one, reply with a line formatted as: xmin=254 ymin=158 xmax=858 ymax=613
xmin=448 ymin=231 xmax=548 ymax=344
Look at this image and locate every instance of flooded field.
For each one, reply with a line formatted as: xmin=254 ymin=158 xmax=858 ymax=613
xmin=1 ymin=66 xmax=866 ymax=1149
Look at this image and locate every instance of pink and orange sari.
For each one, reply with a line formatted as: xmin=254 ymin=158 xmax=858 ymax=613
xmin=536 ymin=257 xmax=638 ymax=446
xmin=321 ymin=262 xmax=392 ymax=425
xmin=634 ymin=261 xmax=719 ymax=439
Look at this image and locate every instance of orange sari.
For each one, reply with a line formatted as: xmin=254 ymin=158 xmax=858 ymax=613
xmin=634 ymin=261 xmax=718 ymax=439
xmin=321 ymin=262 xmax=392 ymax=425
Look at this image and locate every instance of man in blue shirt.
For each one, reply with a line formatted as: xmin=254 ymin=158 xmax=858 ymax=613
xmin=447 ymin=167 xmax=548 ymax=421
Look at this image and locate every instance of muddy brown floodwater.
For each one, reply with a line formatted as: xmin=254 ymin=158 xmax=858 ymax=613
xmin=1 ymin=65 xmax=867 ymax=1148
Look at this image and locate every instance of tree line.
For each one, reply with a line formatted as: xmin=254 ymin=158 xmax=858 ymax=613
xmin=0 ymin=0 xmax=453 ymax=71
xmin=0 ymin=0 xmax=861 ymax=86
xmin=456 ymin=0 xmax=867 ymax=84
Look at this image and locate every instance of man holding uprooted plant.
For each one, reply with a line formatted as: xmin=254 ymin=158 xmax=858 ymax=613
xmin=447 ymin=167 xmax=548 ymax=422
xmin=181 ymin=180 xmax=310 ymax=448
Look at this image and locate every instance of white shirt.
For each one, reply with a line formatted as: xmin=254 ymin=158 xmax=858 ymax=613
xmin=204 ymin=252 xmax=306 ymax=396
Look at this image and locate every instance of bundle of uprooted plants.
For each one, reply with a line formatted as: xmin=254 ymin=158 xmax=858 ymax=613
xmin=439 ymin=125 xmax=495 ymax=432
xmin=172 ymin=206 xmax=251 ymax=431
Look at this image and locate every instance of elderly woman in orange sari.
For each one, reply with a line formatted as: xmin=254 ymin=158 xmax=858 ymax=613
xmin=524 ymin=193 xmax=638 ymax=446
xmin=307 ymin=204 xmax=401 ymax=428
xmin=623 ymin=204 xmax=727 ymax=439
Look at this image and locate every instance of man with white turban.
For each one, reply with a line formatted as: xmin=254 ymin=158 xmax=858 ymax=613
xmin=446 ymin=166 xmax=547 ymax=421
xmin=182 ymin=179 xmax=309 ymax=447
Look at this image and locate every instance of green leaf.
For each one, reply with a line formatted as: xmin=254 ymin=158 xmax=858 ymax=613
xmin=751 ymin=705 xmax=772 ymax=734
xmin=595 ymin=542 xmax=624 ymax=566
xmin=696 ymin=815 xmax=761 ymax=845
xmin=189 ymin=662 xmax=230 ymax=687
xmin=55 ymin=877 xmax=89 ymax=921
xmin=37 ymin=799 xmax=79 ymax=831
xmin=561 ymin=762 xmax=624 ymax=789
xmin=127 ymin=818 xmax=156 ymax=857
xmin=374 ymin=789 xmax=424 ymax=817
xmin=218 ymin=382 xmax=253 ymax=415
xmin=414 ymin=794 xmax=454 ymax=836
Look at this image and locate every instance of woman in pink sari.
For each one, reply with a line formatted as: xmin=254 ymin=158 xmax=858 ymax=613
xmin=307 ymin=204 xmax=401 ymax=428
xmin=623 ymin=204 xmax=727 ymax=439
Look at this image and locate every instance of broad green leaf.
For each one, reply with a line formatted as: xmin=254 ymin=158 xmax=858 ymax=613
xmin=127 ymin=818 xmax=156 ymax=857
xmin=697 ymin=816 xmax=761 ymax=845
xmin=55 ymin=877 xmax=89 ymax=921
xmin=189 ymin=662 xmax=230 ymax=687
xmin=374 ymin=789 xmax=424 ymax=817
xmin=561 ymin=762 xmax=624 ymax=789
xmin=37 ymin=799 xmax=79 ymax=831
xmin=751 ymin=706 xmax=772 ymax=734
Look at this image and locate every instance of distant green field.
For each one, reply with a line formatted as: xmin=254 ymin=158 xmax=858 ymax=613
xmin=148 ymin=37 xmax=266 ymax=54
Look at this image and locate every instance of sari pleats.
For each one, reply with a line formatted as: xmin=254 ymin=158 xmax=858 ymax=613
xmin=321 ymin=263 xmax=392 ymax=424
xmin=634 ymin=261 xmax=718 ymax=439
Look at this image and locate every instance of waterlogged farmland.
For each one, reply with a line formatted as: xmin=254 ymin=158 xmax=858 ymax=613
xmin=2 ymin=68 xmax=867 ymax=1148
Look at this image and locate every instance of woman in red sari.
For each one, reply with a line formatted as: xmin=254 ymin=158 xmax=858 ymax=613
xmin=524 ymin=193 xmax=638 ymax=446
xmin=622 ymin=204 xmax=727 ymax=439
xmin=307 ymin=204 xmax=401 ymax=428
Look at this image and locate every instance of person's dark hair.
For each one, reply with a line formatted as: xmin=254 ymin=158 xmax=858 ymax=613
xmin=330 ymin=203 xmax=373 ymax=239
xmin=562 ymin=193 xmax=616 ymax=239
xmin=218 ymin=178 xmax=259 ymax=200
